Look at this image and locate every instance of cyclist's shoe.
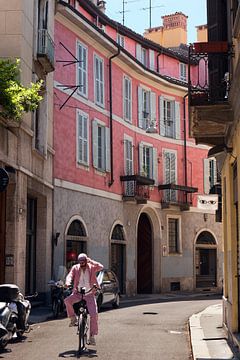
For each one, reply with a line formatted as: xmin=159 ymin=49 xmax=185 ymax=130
xmin=69 ymin=316 xmax=77 ymax=327
xmin=87 ymin=336 xmax=96 ymax=346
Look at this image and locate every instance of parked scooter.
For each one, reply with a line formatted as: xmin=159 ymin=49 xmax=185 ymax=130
xmin=0 ymin=284 xmax=35 ymax=349
xmin=48 ymin=266 xmax=72 ymax=318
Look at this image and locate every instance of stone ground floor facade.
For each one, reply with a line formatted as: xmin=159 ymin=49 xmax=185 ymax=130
xmin=0 ymin=166 xmax=53 ymax=299
xmin=53 ymin=180 xmax=223 ymax=296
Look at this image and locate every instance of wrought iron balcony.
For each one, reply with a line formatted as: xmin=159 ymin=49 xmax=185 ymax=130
xmin=158 ymin=183 xmax=198 ymax=211
xmin=120 ymin=174 xmax=154 ymax=204
xmin=37 ymin=29 xmax=55 ymax=73
xmin=188 ymin=41 xmax=233 ymax=146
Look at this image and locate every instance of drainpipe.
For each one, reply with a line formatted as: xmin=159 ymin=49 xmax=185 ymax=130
xmin=108 ymin=46 xmax=120 ymax=187
xmin=183 ymin=93 xmax=188 ymax=202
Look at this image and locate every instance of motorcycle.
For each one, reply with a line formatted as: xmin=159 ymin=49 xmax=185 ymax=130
xmin=0 ymin=283 xmax=35 ymax=349
xmin=48 ymin=265 xmax=72 ymax=318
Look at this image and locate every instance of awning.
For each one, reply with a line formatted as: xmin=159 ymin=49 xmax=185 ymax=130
xmin=158 ymin=183 xmax=198 ymax=193
xmin=120 ymin=174 xmax=154 ymax=186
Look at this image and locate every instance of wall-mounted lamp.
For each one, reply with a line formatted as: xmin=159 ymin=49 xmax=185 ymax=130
xmin=53 ymin=232 xmax=60 ymax=246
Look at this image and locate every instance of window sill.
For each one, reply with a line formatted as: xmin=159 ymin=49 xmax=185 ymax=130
xmin=77 ymin=162 xmax=90 ymax=171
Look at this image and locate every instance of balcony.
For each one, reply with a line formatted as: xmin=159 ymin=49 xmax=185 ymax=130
xmin=158 ymin=184 xmax=198 ymax=211
xmin=120 ymin=174 xmax=155 ymax=204
xmin=188 ymin=42 xmax=233 ymax=146
xmin=37 ymin=29 xmax=55 ymax=73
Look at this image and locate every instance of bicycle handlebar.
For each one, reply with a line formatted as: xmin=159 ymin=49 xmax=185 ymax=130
xmin=77 ymin=284 xmax=100 ymax=295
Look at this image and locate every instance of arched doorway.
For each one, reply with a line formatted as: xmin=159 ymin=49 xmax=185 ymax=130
xmin=195 ymin=231 xmax=217 ymax=288
xmin=66 ymin=219 xmax=87 ymax=271
xmin=111 ymin=224 xmax=126 ymax=294
xmin=137 ymin=213 xmax=152 ymax=293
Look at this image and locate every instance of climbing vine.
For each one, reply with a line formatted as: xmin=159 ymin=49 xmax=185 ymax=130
xmin=0 ymin=58 xmax=43 ymax=121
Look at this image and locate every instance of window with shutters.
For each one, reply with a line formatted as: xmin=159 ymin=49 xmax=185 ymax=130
xmin=77 ymin=110 xmax=89 ymax=165
xmin=168 ymin=217 xmax=181 ymax=254
xmin=179 ymin=63 xmax=187 ymax=82
xmin=203 ymin=157 xmax=218 ymax=194
xmin=117 ymin=33 xmax=125 ymax=47
xmin=139 ymin=143 xmax=158 ymax=182
xmin=138 ymin=87 xmax=156 ymax=130
xmin=159 ymin=97 xmax=180 ymax=139
xmin=124 ymin=137 xmax=134 ymax=196
xmin=94 ymin=54 xmax=104 ymax=107
xmin=163 ymin=151 xmax=177 ymax=202
xmin=92 ymin=119 xmax=110 ymax=172
xmin=77 ymin=41 xmax=88 ymax=97
xmin=123 ymin=76 xmax=132 ymax=122
xmin=136 ymin=44 xmax=148 ymax=66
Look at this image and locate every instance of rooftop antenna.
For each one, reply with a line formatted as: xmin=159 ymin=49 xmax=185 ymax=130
xmin=118 ymin=0 xmax=139 ymax=25
xmin=140 ymin=0 xmax=165 ymax=28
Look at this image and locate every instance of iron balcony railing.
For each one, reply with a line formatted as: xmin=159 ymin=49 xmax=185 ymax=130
xmin=188 ymin=41 xmax=231 ymax=106
xmin=120 ymin=174 xmax=154 ymax=204
xmin=37 ymin=29 xmax=55 ymax=72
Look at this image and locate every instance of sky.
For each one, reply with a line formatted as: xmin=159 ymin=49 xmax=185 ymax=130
xmin=105 ymin=0 xmax=207 ymax=44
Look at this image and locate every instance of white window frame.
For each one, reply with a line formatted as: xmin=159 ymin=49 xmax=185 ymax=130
xmin=159 ymin=96 xmax=180 ymax=139
xmin=179 ymin=62 xmax=187 ymax=82
xmin=76 ymin=110 xmax=89 ymax=166
xmin=124 ymin=134 xmax=134 ymax=196
xmin=94 ymin=54 xmax=104 ymax=107
xmin=92 ymin=119 xmax=110 ymax=172
xmin=139 ymin=142 xmax=157 ymax=180
xmin=163 ymin=149 xmax=177 ymax=201
xmin=167 ymin=214 xmax=182 ymax=255
xmin=203 ymin=157 xmax=217 ymax=194
xmin=117 ymin=33 xmax=125 ymax=47
xmin=76 ymin=40 xmax=88 ymax=98
xmin=123 ymin=75 xmax=132 ymax=122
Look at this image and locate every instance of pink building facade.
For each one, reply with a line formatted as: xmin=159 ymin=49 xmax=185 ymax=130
xmin=53 ymin=0 xmax=222 ymax=295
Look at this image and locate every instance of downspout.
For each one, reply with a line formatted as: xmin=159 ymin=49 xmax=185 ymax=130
xmin=183 ymin=93 xmax=188 ymax=202
xmin=108 ymin=46 xmax=120 ymax=187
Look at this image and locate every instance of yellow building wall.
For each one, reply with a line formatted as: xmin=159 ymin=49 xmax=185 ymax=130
xmin=222 ymin=125 xmax=240 ymax=334
xmin=144 ymin=27 xmax=187 ymax=47
xmin=196 ymin=28 xmax=208 ymax=42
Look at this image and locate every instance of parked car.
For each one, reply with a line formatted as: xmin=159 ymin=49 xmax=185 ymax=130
xmin=96 ymin=269 xmax=120 ymax=311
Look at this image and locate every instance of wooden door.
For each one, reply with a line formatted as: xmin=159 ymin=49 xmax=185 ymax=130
xmin=137 ymin=213 xmax=152 ymax=293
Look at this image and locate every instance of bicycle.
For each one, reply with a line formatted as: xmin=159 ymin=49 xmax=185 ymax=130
xmin=73 ymin=285 xmax=99 ymax=356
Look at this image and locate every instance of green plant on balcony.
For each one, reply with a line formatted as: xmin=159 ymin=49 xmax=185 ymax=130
xmin=0 ymin=58 xmax=43 ymax=122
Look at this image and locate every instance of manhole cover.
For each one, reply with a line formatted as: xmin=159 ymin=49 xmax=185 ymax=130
xmin=143 ymin=312 xmax=158 ymax=315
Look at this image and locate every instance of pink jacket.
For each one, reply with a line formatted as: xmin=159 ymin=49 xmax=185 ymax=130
xmin=65 ymin=258 xmax=103 ymax=294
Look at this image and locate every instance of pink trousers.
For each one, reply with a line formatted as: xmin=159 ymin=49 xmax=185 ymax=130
xmin=64 ymin=292 xmax=98 ymax=336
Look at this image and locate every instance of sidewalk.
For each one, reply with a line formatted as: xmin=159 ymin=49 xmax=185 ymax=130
xmin=29 ymin=293 xmax=240 ymax=359
xmin=189 ymin=303 xmax=239 ymax=360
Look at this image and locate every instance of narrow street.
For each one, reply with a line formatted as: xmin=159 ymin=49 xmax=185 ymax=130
xmin=0 ymin=296 xmax=220 ymax=360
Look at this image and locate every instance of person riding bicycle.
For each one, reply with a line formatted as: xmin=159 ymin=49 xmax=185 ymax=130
xmin=64 ymin=253 xmax=103 ymax=345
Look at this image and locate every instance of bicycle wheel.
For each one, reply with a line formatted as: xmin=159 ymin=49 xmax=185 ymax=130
xmin=78 ymin=313 xmax=86 ymax=353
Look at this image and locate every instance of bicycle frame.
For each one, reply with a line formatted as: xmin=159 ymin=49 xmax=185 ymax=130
xmin=73 ymin=287 xmax=90 ymax=355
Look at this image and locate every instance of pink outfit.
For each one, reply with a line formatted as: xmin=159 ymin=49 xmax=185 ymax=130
xmin=64 ymin=258 xmax=103 ymax=336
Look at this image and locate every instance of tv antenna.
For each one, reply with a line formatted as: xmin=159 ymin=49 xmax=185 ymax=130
xmin=119 ymin=0 xmax=164 ymax=28
xmin=140 ymin=1 xmax=165 ymax=29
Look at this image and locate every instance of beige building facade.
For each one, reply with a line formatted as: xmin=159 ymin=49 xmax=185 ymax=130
xmin=0 ymin=0 xmax=54 ymax=299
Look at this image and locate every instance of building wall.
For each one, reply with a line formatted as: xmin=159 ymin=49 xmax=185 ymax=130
xmin=53 ymin=1 xmax=223 ymax=296
xmin=0 ymin=0 xmax=54 ymax=296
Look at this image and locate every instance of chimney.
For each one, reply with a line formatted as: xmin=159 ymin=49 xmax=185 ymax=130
xmin=98 ymin=1 xmax=106 ymax=13
xmin=144 ymin=12 xmax=188 ymax=47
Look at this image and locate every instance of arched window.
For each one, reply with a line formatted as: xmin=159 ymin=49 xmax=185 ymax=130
xmin=196 ymin=231 xmax=216 ymax=245
xmin=111 ymin=224 xmax=126 ymax=293
xmin=111 ymin=224 xmax=125 ymax=241
xmin=66 ymin=219 xmax=87 ymax=270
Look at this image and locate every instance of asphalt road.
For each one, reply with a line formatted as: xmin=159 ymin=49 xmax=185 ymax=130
xmin=0 ymin=296 xmax=220 ymax=360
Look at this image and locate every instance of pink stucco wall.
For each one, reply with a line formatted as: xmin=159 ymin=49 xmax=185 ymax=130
xmin=54 ymin=18 xmax=207 ymax=206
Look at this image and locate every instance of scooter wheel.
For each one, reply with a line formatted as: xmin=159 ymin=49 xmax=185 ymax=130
xmin=52 ymin=298 xmax=60 ymax=318
xmin=0 ymin=339 xmax=8 ymax=349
